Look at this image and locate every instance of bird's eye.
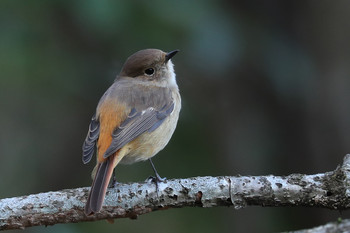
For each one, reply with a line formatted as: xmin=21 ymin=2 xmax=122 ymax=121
xmin=144 ymin=68 xmax=155 ymax=76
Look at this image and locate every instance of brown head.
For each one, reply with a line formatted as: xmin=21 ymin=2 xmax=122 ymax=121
xmin=118 ymin=49 xmax=179 ymax=86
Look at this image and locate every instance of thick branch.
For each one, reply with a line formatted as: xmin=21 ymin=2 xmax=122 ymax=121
xmin=1 ymin=155 xmax=350 ymax=231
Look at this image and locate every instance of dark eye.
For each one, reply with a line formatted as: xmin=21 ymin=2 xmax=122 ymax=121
xmin=144 ymin=68 xmax=154 ymax=76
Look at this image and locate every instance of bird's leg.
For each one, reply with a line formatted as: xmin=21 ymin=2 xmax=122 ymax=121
xmin=147 ymin=158 xmax=166 ymax=193
xmin=109 ymin=168 xmax=118 ymax=188
xmin=149 ymin=158 xmax=166 ymax=182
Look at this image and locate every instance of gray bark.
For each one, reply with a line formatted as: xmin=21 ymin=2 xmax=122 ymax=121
xmin=1 ymin=155 xmax=350 ymax=231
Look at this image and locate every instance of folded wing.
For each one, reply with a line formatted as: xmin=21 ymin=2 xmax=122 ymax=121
xmin=103 ymin=102 xmax=175 ymax=159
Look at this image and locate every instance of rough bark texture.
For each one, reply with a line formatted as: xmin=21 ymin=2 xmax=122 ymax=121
xmin=1 ymin=155 xmax=350 ymax=231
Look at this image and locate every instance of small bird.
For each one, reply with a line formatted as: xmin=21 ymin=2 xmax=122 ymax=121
xmin=82 ymin=49 xmax=181 ymax=215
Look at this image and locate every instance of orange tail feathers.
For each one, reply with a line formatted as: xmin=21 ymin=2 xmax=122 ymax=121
xmin=85 ymin=153 xmax=117 ymax=215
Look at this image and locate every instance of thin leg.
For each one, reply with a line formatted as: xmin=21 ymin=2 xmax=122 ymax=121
xmin=148 ymin=159 xmax=166 ymax=194
xmin=109 ymin=168 xmax=118 ymax=188
xmin=149 ymin=158 xmax=166 ymax=182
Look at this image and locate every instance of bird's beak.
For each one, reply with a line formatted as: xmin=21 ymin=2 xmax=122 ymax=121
xmin=165 ymin=50 xmax=179 ymax=62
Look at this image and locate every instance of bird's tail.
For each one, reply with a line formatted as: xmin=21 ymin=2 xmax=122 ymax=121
xmin=85 ymin=153 xmax=117 ymax=215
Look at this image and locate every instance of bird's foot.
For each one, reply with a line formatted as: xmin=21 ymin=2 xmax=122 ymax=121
xmin=146 ymin=175 xmax=167 ymax=195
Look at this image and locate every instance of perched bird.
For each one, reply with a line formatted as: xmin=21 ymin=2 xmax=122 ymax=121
xmin=82 ymin=49 xmax=181 ymax=215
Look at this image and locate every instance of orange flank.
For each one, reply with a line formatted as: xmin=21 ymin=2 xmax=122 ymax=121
xmin=96 ymin=100 xmax=128 ymax=163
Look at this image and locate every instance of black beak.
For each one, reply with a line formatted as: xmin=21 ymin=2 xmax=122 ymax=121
xmin=165 ymin=50 xmax=179 ymax=62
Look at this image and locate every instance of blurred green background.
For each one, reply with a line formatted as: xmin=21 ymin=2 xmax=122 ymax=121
xmin=1 ymin=0 xmax=350 ymax=232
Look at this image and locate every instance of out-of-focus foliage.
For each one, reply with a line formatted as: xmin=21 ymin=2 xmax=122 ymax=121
xmin=1 ymin=1 xmax=350 ymax=232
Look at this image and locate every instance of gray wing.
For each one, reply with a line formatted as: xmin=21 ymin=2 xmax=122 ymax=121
xmin=103 ymin=102 xmax=175 ymax=159
xmin=82 ymin=114 xmax=100 ymax=164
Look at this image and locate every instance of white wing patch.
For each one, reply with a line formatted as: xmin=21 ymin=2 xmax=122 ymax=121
xmin=141 ymin=107 xmax=154 ymax=115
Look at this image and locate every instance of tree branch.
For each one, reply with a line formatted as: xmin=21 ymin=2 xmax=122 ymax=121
xmin=2 ymin=154 xmax=350 ymax=231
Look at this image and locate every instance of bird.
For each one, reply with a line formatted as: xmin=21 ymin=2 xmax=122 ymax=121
xmin=82 ymin=48 xmax=181 ymax=215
